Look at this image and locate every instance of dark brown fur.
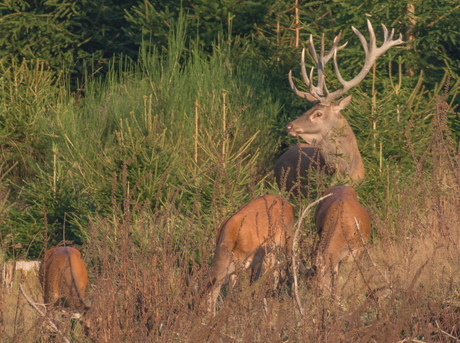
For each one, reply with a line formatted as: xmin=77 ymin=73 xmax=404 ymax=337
xmin=274 ymin=143 xmax=327 ymax=197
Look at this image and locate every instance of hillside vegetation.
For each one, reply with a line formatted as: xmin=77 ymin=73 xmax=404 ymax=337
xmin=1 ymin=3 xmax=460 ymax=342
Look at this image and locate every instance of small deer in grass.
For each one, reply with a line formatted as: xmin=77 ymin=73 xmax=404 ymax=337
xmin=39 ymin=246 xmax=89 ymax=311
xmin=312 ymin=185 xmax=371 ymax=291
xmin=275 ymin=20 xmax=403 ymax=195
xmin=204 ymin=194 xmax=295 ymax=315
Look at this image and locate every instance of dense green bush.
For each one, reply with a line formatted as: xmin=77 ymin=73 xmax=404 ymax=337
xmin=1 ymin=1 xmax=458 ymax=92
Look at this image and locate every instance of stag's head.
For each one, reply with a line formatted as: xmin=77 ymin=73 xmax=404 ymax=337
xmin=287 ymin=20 xmax=403 ymax=147
xmin=286 ymin=95 xmax=353 ymax=146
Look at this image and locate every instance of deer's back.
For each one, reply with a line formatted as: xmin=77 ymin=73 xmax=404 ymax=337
xmin=315 ymin=185 xmax=371 ymax=250
xmin=40 ymin=246 xmax=89 ymax=308
xmin=274 ymin=144 xmax=326 ymax=196
xmin=216 ymin=194 xmax=295 ymax=256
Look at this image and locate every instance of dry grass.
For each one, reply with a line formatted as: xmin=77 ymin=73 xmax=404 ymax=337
xmin=2 ymin=267 xmax=46 ymax=341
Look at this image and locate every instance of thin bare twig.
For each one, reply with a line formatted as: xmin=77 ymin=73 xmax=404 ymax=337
xmin=397 ymin=339 xmax=427 ymax=343
xmin=19 ymin=283 xmax=72 ymax=343
xmin=435 ymin=320 xmax=460 ymax=342
xmin=291 ymin=193 xmax=333 ymax=316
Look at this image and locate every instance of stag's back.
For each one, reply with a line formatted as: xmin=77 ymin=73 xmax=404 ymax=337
xmin=274 ymin=143 xmax=327 ymax=196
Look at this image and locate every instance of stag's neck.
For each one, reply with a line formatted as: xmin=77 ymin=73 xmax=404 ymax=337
xmin=316 ymin=118 xmax=365 ymax=182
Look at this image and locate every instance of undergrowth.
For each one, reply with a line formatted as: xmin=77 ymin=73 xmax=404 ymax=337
xmin=2 ymin=94 xmax=459 ymax=342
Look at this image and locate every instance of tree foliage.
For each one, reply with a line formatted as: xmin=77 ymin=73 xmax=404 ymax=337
xmin=1 ymin=0 xmax=458 ymax=88
xmin=0 ymin=0 xmax=459 ymax=259
xmin=0 ymin=0 xmax=137 ymax=79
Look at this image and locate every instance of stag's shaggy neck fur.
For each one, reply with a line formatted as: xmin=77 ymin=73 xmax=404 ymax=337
xmin=304 ymin=114 xmax=364 ymax=182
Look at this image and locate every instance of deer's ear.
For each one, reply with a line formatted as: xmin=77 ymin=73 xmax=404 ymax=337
xmin=334 ymin=95 xmax=352 ymax=111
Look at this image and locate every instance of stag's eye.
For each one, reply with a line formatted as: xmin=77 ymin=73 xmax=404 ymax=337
xmin=316 ymin=112 xmax=323 ymax=117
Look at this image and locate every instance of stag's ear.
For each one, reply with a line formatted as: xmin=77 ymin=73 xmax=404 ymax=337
xmin=334 ymin=94 xmax=353 ymax=111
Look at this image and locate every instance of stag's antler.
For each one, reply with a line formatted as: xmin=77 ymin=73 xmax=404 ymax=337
xmin=289 ymin=31 xmax=347 ymax=102
xmin=289 ymin=20 xmax=404 ymax=104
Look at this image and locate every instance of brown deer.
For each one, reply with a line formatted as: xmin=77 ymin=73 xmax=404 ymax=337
xmin=313 ymin=185 xmax=371 ymax=291
xmin=39 ymin=246 xmax=89 ymax=311
xmin=275 ymin=20 xmax=403 ymax=195
xmin=205 ymin=194 xmax=295 ymax=315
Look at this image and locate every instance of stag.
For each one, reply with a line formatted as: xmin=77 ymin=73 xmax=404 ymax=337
xmin=312 ymin=185 xmax=371 ymax=291
xmin=205 ymin=194 xmax=295 ymax=315
xmin=275 ymin=20 xmax=403 ymax=195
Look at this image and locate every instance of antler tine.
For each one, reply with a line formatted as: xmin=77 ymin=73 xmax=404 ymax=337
xmin=316 ymin=34 xmax=327 ymax=94
xmin=323 ymin=31 xmax=347 ymax=64
xmin=307 ymin=35 xmax=319 ymax=64
xmin=332 ymin=48 xmax=346 ymax=91
xmin=289 ymin=48 xmax=322 ymax=102
xmin=367 ymin=19 xmax=377 ymax=52
xmin=382 ymin=24 xmax=403 ymax=45
xmin=300 ymin=48 xmax=311 ymax=87
xmin=352 ymin=26 xmax=370 ymax=56
xmin=321 ymin=32 xmax=347 ymax=96
xmin=380 ymin=23 xmax=404 ymax=49
xmin=382 ymin=24 xmax=390 ymax=41
xmin=288 ymin=70 xmax=308 ymax=100
xmin=309 ymin=68 xmax=315 ymax=91
xmin=325 ymin=19 xmax=404 ymax=104
xmin=305 ymin=32 xmax=347 ymax=101
xmin=320 ymin=33 xmax=325 ymax=62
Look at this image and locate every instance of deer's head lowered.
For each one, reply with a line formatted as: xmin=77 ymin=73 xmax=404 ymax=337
xmin=286 ymin=20 xmax=403 ymax=182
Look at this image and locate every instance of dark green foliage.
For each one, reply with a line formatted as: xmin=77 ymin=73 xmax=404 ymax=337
xmin=0 ymin=0 xmax=83 ymax=68
xmin=123 ymin=0 xmax=176 ymax=51
xmin=4 ymin=163 xmax=91 ymax=258
xmin=0 ymin=15 xmax=284 ymax=258
xmin=0 ymin=0 xmax=137 ymax=83
xmin=1 ymin=0 xmax=459 ymax=98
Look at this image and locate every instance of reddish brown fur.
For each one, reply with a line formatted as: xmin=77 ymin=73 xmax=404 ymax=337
xmin=314 ymin=185 xmax=371 ymax=289
xmin=39 ymin=246 xmax=89 ymax=310
xmin=206 ymin=194 xmax=295 ymax=314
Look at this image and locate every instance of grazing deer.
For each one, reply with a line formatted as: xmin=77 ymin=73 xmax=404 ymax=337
xmin=205 ymin=194 xmax=295 ymax=315
xmin=313 ymin=185 xmax=371 ymax=290
xmin=275 ymin=20 xmax=403 ymax=195
xmin=39 ymin=246 xmax=89 ymax=311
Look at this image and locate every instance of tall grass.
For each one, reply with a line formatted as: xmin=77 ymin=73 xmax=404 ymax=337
xmin=82 ymin=87 xmax=458 ymax=343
